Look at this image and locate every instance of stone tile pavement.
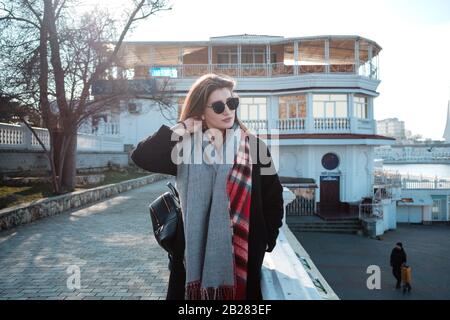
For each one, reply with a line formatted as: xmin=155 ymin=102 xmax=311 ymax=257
xmin=0 ymin=177 xmax=176 ymax=300
xmin=294 ymin=223 xmax=450 ymax=300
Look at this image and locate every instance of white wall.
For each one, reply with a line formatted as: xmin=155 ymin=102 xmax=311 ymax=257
xmin=380 ymin=199 xmax=397 ymax=231
xmin=397 ymin=206 xmax=423 ymax=223
xmin=119 ymin=99 xmax=178 ymax=147
xmin=276 ymin=144 xmax=373 ymax=203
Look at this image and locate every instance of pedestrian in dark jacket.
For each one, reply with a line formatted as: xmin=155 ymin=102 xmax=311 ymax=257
xmin=130 ymin=74 xmax=284 ymax=300
xmin=390 ymin=242 xmax=407 ymax=289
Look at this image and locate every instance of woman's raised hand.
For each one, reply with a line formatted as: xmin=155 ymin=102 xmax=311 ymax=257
xmin=170 ymin=116 xmax=202 ymax=135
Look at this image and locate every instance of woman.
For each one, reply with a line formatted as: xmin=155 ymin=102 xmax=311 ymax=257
xmin=131 ymin=74 xmax=284 ymax=300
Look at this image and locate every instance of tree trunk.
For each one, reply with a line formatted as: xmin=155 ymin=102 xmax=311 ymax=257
xmin=52 ymin=129 xmax=64 ymax=177
xmin=61 ymin=131 xmax=77 ymax=193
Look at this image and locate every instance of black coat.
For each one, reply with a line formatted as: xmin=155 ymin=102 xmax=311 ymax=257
xmin=130 ymin=125 xmax=284 ymax=300
xmin=390 ymin=248 xmax=407 ymax=267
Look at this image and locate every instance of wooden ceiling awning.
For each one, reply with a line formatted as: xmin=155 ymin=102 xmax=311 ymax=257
xmin=114 ymin=36 xmax=381 ymax=68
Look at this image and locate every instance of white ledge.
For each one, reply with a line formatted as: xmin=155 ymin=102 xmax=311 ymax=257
xmin=261 ymin=187 xmax=339 ymax=300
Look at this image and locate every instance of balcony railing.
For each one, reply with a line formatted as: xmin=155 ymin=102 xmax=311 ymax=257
xmin=181 ymin=64 xmax=209 ymax=77
xmin=240 ymin=117 xmax=374 ymax=134
xmin=242 ymin=119 xmax=268 ymax=131
xmin=271 ymin=62 xmax=295 ymax=77
xmin=0 ymin=122 xmax=123 ymax=152
xmin=211 ymin=64 xmax=239 ymax=77
xmin=0 ymin=122 xmax=50 ymax=150
xmin=143 ymin=62 xmax=378 ymax=80
xmin=241 ymin=63 xmax=268 ymax=77
xmin=314 ymin=118 xmax=350 ymax=131
xmin=276 ymin=118 xmax=306 ymax=131
xmin=356 ymin=119 xmax=373 ymax=131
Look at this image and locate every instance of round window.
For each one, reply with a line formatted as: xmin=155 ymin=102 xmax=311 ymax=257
xmin=321 ymin=153 xmax=339 ymax=170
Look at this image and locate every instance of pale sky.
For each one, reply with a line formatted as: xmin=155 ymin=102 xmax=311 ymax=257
xmin=81 ymin=0 xmax=450 ymax=140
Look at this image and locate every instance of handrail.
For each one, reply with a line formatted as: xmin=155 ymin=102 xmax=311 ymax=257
xmin=143 ymin=62 xmax=378 ymax=79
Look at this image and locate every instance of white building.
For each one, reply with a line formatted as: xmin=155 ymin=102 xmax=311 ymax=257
xmin=92 ymin=34 xmax=396 ymax=220
xmin=376 ymin=118 xmax=406 ymax=141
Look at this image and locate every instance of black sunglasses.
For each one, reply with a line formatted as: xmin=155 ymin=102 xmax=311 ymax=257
xmin=207 ymin=97 xmax=239 ymax=114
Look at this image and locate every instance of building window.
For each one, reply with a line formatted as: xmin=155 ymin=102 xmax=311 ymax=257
xmin=217 ymin=50 xmax=238 ymax=64
xmin=354 ymin=95 xmax=369 ymax=119
xmin=313 ymin=94 xmax=348 ymax=118
xmin=432 ymin=199 xmax=441 ymax=220
xmin=239 ymin=97 xmax=267 ymax=121
xmin=279 ymin=95 xmax=307 ymax=119
xmin=242 ymin=48 xmax=265 ymax=64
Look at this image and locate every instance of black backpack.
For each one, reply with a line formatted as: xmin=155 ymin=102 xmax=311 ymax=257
xmin=148 ymin=182 xmax=184 ymax=258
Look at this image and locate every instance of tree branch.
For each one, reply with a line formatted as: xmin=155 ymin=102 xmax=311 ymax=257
xmin=23 ymin=0 xmax=43 ymax=25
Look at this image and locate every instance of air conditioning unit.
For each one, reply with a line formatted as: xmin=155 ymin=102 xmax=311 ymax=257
xmin=128 ymin=102 xmax=142 ymax=114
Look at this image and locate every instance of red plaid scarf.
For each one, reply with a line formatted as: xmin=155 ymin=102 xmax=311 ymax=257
xmin=225 ymin=130 xmax=252 ymax=300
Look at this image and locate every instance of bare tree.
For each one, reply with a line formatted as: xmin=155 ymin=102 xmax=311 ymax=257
xmin=0 ymin=0 xmax=173 ymax=193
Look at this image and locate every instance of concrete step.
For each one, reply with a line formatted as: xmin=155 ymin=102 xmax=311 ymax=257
xmin=287 ymin=218 xmax=363 ymax=234
xmin=288 ymin=221 xmax=361 ymax=226
xmin=290 ymin=228 xmax=360 ymax=234
xmin=289 ymin=224 xmax=361 ymax=230
xmin=287 ymin=216 xmax=359 ymax=223
xmin=289 ymin=225 xmax=361 ymax=230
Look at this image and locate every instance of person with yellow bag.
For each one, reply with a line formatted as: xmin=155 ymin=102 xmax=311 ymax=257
xmin=390 ymin=242 xmax=409 ymax=290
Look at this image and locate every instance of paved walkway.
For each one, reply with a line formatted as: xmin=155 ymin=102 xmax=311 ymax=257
xmin=0 ymin=178 xmax=175 ymax=300
xmin=294 ymin=224 xmax=450 ymax=300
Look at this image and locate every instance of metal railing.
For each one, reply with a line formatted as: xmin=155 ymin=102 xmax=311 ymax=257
xmin=401 ymin=178 xmax=450 ymax=190
xmin=211 ymin=63 xmax=239 ymax=77
xmin=358 ymin=60 xmax=378 ymax=79
xmin=373 ymin=169 xmax=402 ymax=187
xmin=374 ymin=187 xmax=392 ymax=200
xmin=181 ymin=64 xmax=209 ymax=77
xmin=359 ymin=203 xmax=384 ymax=220
xmin=241 ymin=63 xmax=268 ymax=77
xmin=271 ymin=62 xmax=295 ymax=76
xmin=375 ymin=169 xmax=450 ymax=190
xmin=285 ymin=196 xmax=316 ymax=216
xmin=329 ymin=64 xmax=356 ymax=73
xmin=142 ymin=61 xmax=379 ymax=79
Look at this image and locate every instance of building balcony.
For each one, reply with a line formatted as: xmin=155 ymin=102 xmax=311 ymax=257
xmin=134 ymin=61 xmax=377 ymax=80
xmin=242 ymin=117 xmax=378 ymax=135
xmin=113 ymin=35 xmax=381 ymax=84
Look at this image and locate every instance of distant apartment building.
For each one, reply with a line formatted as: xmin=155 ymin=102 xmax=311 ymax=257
xmin=377 ymin=118 xmax=406 ymax=141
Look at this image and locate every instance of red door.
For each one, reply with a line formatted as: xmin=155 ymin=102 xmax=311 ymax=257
xmin=319 ymin=176 xmax=340 ymax=215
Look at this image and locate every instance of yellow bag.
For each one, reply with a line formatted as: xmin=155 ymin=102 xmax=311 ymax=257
xmin=401 ymin=266 xmax=412 ymax=284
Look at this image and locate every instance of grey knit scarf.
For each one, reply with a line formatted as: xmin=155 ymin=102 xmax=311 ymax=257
xmin=175 ymin=121 xmax=241 ymax=299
